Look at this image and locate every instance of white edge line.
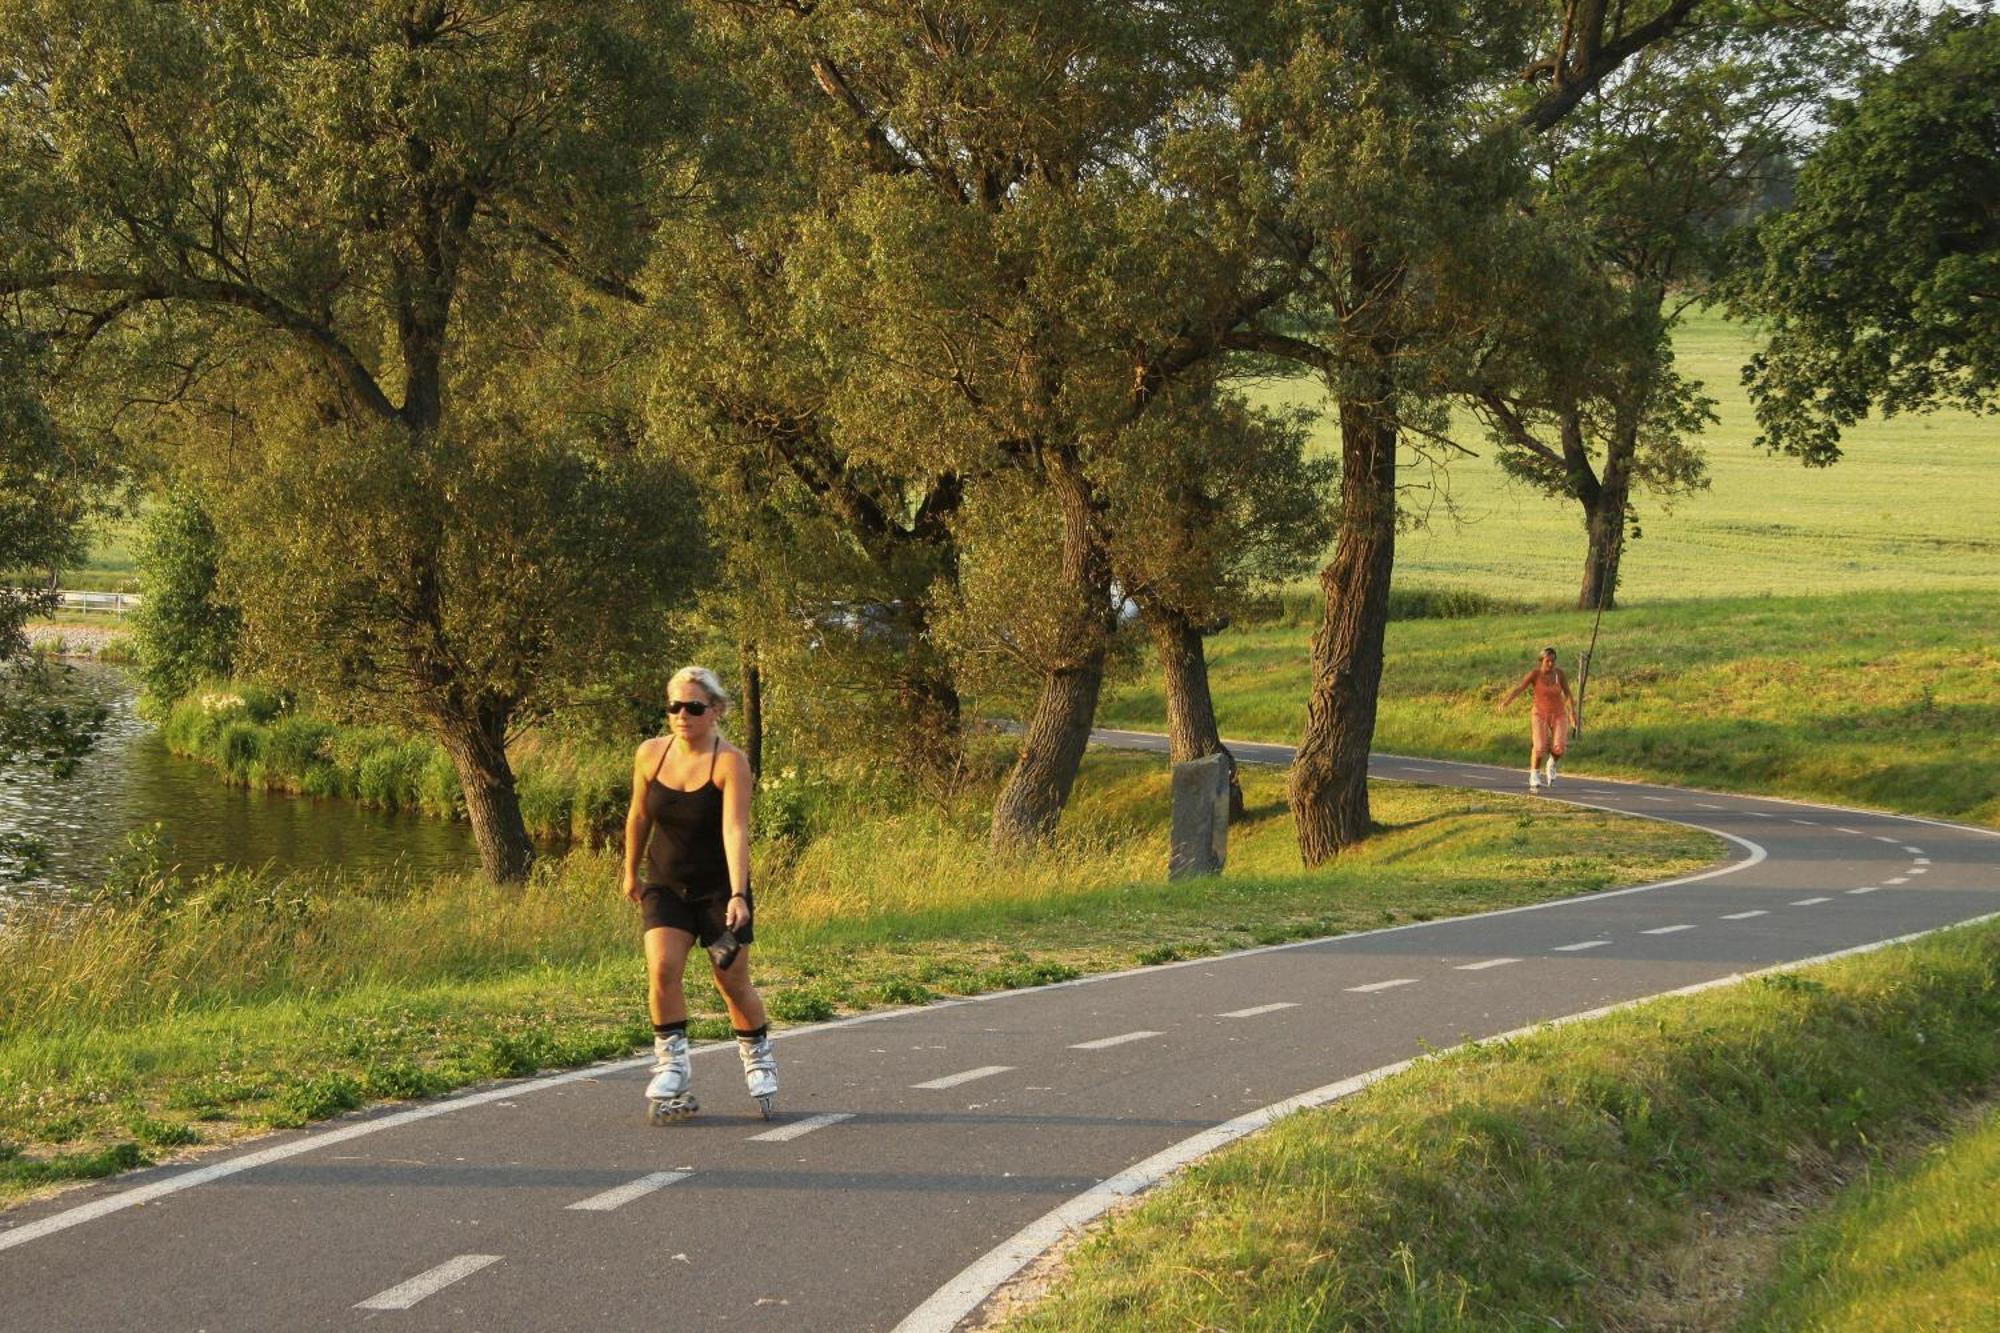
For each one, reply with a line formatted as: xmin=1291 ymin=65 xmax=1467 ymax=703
xmin=24 ymin=732 xmax=1988 ymax=1253
xmin=0 ymin=776 xmax=1768 ymax=1253
xmin=891 ymin=910 xmax=2000 ymax=1333
xmin=355 ymin=1253 xmax=502 ymax=1310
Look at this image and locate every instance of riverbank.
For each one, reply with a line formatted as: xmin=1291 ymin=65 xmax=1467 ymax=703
xmin=999 ymin=918 xmax=2000 ymax=1331
xmin=157 ymin=685 xmax=629 ymax=844
xmin=0 ymin=754 xmax=1717 ymax=1204
xmin=1102 ymin=587 xmax=2000 ymax=828
xmin=23 ymin=620 xmax=134 ymax=661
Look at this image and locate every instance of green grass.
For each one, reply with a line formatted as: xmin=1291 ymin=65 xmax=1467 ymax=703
xmin=1000 ymin=920 xmax=2000 ymax=1332
xmin=1243 ymin=309 xmax=2000 ymax=604
xmin=1743 ymin=1105 xmax=2000 ymax=1331
xmin=1102 ymin=587 xmax=2000 ymax=826
xmin=0 ymin=753 xmax=1716 ymax=1205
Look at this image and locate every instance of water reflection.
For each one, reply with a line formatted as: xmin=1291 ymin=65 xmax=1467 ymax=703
xmin=0 ymin=662 xmax=479 ymax=906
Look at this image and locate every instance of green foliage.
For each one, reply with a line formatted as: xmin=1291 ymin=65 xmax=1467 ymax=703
xmin=131 ymin=488 xmax=240 ymax=707
xmin=1735 ymin=14 xmax=2000 ymax=463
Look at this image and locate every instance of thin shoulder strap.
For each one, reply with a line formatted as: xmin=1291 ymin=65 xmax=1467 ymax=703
xmin=708 ymin=734 xmax=720 ymax=782
xmin=650 ymin=736 xmax=675 ymax=784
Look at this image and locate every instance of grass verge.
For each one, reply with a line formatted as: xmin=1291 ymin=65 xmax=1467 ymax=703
xmin=0 ymin=753 xmax=1715 ymax=1206
xmin=1741 ymin=1102 xmax=2000 ymax=1331
xmin=1101 ymin=586 xmax=2000 ymax=827
xmin=998 ymin=918 xmax=2000 ymax=1332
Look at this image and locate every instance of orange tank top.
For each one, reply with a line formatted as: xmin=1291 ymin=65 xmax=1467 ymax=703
xmin=1531 ymin=668 xmax=1565 ymax=717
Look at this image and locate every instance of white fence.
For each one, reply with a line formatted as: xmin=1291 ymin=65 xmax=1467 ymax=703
xmin=54 ymin=589 xmax=143 ymax=616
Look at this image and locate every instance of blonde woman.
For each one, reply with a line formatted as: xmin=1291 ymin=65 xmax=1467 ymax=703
xmin=622 ymin=666 xmax=778 ymax=1121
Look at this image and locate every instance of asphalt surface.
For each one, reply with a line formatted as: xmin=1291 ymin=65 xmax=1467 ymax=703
xmin=4 ymin=734 xmax=1997 ymax=1331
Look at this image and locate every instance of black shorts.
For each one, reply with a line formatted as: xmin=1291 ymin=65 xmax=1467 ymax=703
xmin=639 ymin=885 xmax=754 ymax=948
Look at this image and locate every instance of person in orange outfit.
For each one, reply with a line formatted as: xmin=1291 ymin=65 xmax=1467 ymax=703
xmin=1497 ymin=646 xmax=1578 ymax=790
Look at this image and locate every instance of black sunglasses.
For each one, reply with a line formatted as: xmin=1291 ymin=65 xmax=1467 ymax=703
xmin=666 ymin=699 xmax=710 ymax=716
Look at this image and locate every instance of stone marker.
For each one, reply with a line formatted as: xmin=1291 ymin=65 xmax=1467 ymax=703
xmin=1170 ymin=752 xmax=1231 ymax=880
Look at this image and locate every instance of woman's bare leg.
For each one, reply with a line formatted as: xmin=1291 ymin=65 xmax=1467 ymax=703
xmin=711 ymin=947 xmax=769 ymax=1031
xmin=645 ymin=927 xmax=696 ymax=1026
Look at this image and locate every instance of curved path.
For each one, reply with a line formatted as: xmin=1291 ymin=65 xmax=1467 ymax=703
xmin=4 ymin=736 xmax=1997 ymax=1331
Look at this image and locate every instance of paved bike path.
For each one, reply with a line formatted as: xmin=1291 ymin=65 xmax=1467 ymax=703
xmin=3 ymin=737 xmax=1996 ymax=1331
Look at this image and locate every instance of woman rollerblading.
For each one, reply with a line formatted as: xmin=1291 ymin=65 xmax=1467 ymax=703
xmin=1497 ymin=646 xmax=1578 ymax=791
xmin=622 ymin=666 xmax=779 ymax=1123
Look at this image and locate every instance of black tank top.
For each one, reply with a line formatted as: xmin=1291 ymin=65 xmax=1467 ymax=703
xmin=640 ymin=737 xmax=729 ymax=899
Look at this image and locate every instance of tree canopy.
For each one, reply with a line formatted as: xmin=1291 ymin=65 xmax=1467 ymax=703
xmin=1735 ymin=12 xmax=2000 ymax=463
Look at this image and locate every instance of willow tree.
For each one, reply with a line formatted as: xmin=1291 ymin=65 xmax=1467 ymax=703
xmin=0 ymin=1 xmax=714 ymax=880
xmin=687 ymin=0 xmax=1290 ymax=848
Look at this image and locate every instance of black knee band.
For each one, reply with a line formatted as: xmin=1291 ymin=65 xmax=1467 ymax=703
xmin=733 ymin=1024 xmax=768 ymax=1041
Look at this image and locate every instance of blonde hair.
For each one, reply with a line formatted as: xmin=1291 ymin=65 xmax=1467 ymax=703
xmin=668 ymin=665 xmax=730 ymax=715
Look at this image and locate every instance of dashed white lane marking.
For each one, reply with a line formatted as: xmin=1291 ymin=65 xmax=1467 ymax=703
xmin=1748 ymin=812 xmax=1774 ymax=818
xmin=1218 ymin=1002 xmax=1299 ymax=1018
xmin=749 ymin=1113 xmax=853 ymax=1143
xmin=1346 ymin=978 xmax=1418 ymax=993
xmin=1836 ymin=826 xmax=1864 ymax=835
xmin=1070 ymin=1031 xmax=1162 ymax=1051
xmin=1455 ymin=958 xmax=1520 ymax=971
xmin=1908 ymin=867 xmax=1929 ymax=876
xmin=1886 ymin=876 xmax=1910 ymax=885
xmin=1642 ymin=925 xmax=1695 ymax=935
xmin=896 ymin=911 xmax=2000 ymax=1333
xmin=1792 ymin=897 xmax=1832 ymax=906
xmin=1876 ymin=835 xmax=1901 ymax=844
xmin=356 ymin=1254 xmax=502 ymax=1310
xmin=1848 ymin=887 xmax=1880 ymax=895
xmin=1695 ymin=802 xmax=1723 ymax=810
xmin=912 ymin=1066 xmax=1013 ymax=1091
xmin=566 ymin=1171 xmax=689 ymax=1211
xmin=1640 ymin=795 xmax=1672 ymax=804
xmin=1722 ymin=910 xmax=1769 ymax=921
xmin=1790 ymin=819 xmax=1819 ymax=827
xmin=1914 ymin=856 xmax=1931 ymax=865
xmin=1903 ymin=846 xmax=1925 ymax=855
xmin=1552 ymin=940 xmax=1611 ymax=952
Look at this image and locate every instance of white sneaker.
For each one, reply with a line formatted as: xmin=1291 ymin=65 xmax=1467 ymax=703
xmin=1528 ymin=772 xmax=1542 ymax=790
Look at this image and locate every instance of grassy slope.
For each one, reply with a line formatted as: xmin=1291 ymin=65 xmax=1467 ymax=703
xmin=1743 ymin=1105 xmax=2000 ymax=1331
xmin=1003 ymin=922 xmax=2000 ymax=1332
xmin=1101 ymin=587 xmax=2000 ymax=826
xmin=0 ymin=755 xmax=1714 ymax=1205
xmin=1103 ymin=315 xmax=2000 ymax=826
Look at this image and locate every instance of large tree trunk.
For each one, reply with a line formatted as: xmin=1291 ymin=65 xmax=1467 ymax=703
xmin=990 ymin=654 xmax=1109 ymax=848
xmin=433 ymin=703 xmax=535 ymax=883
xmin=1288 ymin=364 xmax=1398 ymax=866
xmin=1146 ymin=604 xmax=1244 ymax=821
xmin=990 ymin=457 xmax=1114 ymax=849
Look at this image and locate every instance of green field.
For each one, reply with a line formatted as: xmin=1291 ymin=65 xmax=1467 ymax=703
xmin=1244 ymin=309 xmax=2000 ymax=604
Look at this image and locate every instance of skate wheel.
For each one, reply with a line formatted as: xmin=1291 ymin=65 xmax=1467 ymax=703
xmin=646 ymin=1096 xmax=698 ymax=1126
xmin=756 ymin=1095 xmax=774 ymax=1120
